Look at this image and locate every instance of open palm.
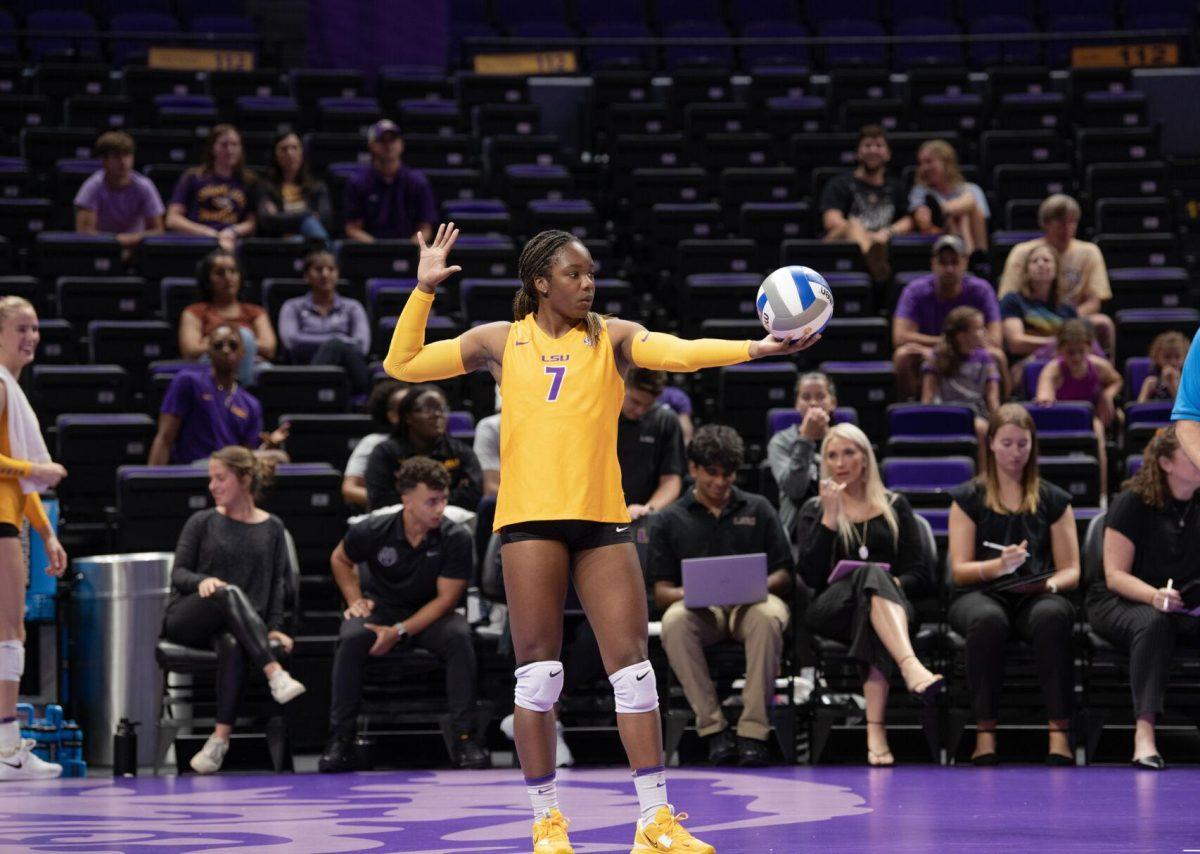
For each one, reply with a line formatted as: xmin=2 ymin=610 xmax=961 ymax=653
xmin=417 ymin=222 xmax=463 ymax=290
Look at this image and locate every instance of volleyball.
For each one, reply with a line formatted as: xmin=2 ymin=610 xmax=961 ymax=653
xmin=756 ymin=265 xmax=834 ymax=340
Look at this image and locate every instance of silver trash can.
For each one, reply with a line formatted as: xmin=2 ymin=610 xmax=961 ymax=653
xmin=69 ymin=552 xmax=173 ymax=767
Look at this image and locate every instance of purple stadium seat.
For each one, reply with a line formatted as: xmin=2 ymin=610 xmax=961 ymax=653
xmin=1127 ymin=455 xmax=1143 ymax=477
xmin=576 ymin=0 xmax=648 ymax=29
xmin=886 ymin=0 xmax=953 ymax=21
xmin=959 ymin=0 xmax=1033 ymax=24
xmin=1125 ymin=401 xmax=1173 ymax=428
xmin=741 ymin=21 xmax=811 ymax=71
xmin=450 ymin=20 xmax=497 ymax=67
xmin=1046 ymin=14 xmax=1114 ymax=67
xmin=806 ymin=0 xmax=878 ymax=27
xmin=1022 ymin=402 xmax=1098 ymax=456
xmin=110 ymin=12 xmax=180 ymax=66
xmin=915 ymin=507 xmax=950 ymax=537
xmin=1022 ymin=358 xmax=1050 ymax=398
xmin=494 ymin=0 xmax=568 ymax=29
xmin=0 ymin=11 xmax=16 ymax=56
xmin=510 ymin=21 xmax=575 ymax=40
xmin=528 ymin=198 xmax=600 ymax=239
xmin=881 ymin=456 xmax=975 ymax=506
xmin=662 ymin=21 xmax=734 ymax=69
xmin=729 ymin=0 xmax=801 ymax=28
xmin=587 ymin=22 xmax=655 ymax=70
xmin=655 ymin=0 xmax=723 ymax=28
xmin=447 ymin=410 xmax=475 ymax=439
xmin=894 ymin=18 xmax=964 ymax=70
xmin=820 ymin=20 xmax=887 ymax=68
xmin=27 ymin=10 xmax=100 ymax=60
xmin=968 ymin=15 xmax=1039 ymax=68
xmin=190 ymin=14 xmax=256 ymax=38
xmin=888 ymin=404 xmax=976 ymax=438
xmin=1127 ymin=0 xmax=1195 ymax=30
xmin=177 ymin=0 xmax=244 ymax=24
xmin=766 ymin=406 xmax=858 ymax=437
xmin=1123 ymin=357 xmax=1153 ymax=397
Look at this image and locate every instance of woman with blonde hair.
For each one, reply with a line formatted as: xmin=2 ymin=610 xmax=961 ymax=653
xmin=160 ymin=445 xmax=305 ymax=775
xmin=0 ymin=296 xmax=68 ymax=781
xmin=797 ymin=422 xmax=942 ymax=765
xmin=947 ymin=403 xmax=1080 ymax=765
xmin=1088 ymin=426 xmax=1200 ymax=769
xmin=910 ymin=139 xmax=990 ymax=254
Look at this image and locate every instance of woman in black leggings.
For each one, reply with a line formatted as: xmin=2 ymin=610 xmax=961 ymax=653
xmin=161 ymin=445 xmax=306 ymax=774
xmin=1088 ymin=426 xmax=1200 ymax=769
xmin=947 ymin=403 xmax=1080 ymax=765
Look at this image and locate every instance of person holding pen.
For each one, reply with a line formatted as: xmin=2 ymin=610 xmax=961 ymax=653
xmin=946 ymin=404 xmax=1080 ymax=765
xmin=1086 ymin=426 xmax=1200 ymax=769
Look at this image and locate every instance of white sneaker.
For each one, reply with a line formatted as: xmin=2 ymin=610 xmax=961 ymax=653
xmin=189 ymin=735 xmax=229 ymax=775
xmin=0 ymin=739 xmax=62 ymax=780
xmin=554 ymin=721 xmax=574 ymax=768
xmin=268 ymin=670 xmax=306 ymax=704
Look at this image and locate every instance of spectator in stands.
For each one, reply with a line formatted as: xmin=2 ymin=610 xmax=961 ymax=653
xmin=166 ymin=124 xmax=257 ymax=252
xmin=617 ymin=369 xmax=684 ymax=523
xmin=657 ymin=383 xmax=695 ymax=445
xmin=1035 ymin=319 xmax=1122 ymax=497
xmin=73 ymin=131 xmax=164 ymax=251
xmin=364 ymin=383 xmax=482 ymax=512
xmin=893 ymin=235 xmax=1007 ymax=400
xmin=341 ymin=380 xmax=409 ymax=509
xmin=797 ymin=423 xmax=942 ymax=766
xmin=344 ymin=119 xmax=436 ymax=244
xmin=947 ymin=404 xmax=1079 ymax=766
xmin=160 ymin=445 xmax=305 ymax=775
xmin=998 ymin=194 xmax=1115 ymax=352
xmin=149 ymin=324 xmax=286 ymax=465
xmin=819 ymin=124 xmax=915 ymax=283
xmin=179 ymin=249 xmax=277 ymax=386
xmin=767 ymin=371 xmax=838 ymax=555
xmin=278 ymin=249 xmax=371 ymax=395
xmin=320 ymin=455 xmax=487 ymax=772
xmin=1088 ymin=426 xmax=1200 ymax=770
xmin=652 ymin=425 xmax=794 ymax=767
xmin=922 ymin=306 xmax=1001 ymax=472
xmin=909 ymin=139 xmax=990 ymax=257
xmin=256 ymin=130 xmax=333 ymax=244
xmin=1138 ymin=331 xmax=1187 ymax=403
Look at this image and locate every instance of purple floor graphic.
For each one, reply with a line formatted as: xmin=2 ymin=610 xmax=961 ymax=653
xmin=0 ymin=765 xmax=1197 ymax=853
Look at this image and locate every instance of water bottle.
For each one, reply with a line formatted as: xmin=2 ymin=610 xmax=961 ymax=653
xmin=113 ymin=719 xmax=138 ymax=777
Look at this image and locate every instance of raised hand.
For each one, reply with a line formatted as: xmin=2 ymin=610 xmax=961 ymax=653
xmin=416 ymin=222 xmax=464 ymax=293
xmin=818 ymin=477 xmax=845 ymax=524
xmin=750 ymin=329 xmax=822 ymax=359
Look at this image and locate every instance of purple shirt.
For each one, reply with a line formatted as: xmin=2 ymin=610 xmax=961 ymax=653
xmin=894 ymin=274 xmax=1001 ymax=336
xmin=657 ymin=385 xmax=694 ymax=416
xmin=74 ymin=170 xmax=164 ymax=234
xmin=160 ymin=369 xmax=262 ymax=464
xmin=170 ymin=170 xmax=255 ymax=227
xmin=343 ymin=164 xmax=436 ymax=239
xmin=277 ymin=293 xmax=371 ymax=361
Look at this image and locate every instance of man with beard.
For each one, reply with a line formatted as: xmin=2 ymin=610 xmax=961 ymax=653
xmin=819 ymin=124 xmax=914 ymax=283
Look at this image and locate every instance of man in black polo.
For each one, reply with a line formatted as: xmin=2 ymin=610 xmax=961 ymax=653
xmin=651 ymin=425 xmax=796 ymax=768
xmin=319 ymin=456 xmax=486 ymax=772
xmin=616 ymin=368 xmax=685 ymax=522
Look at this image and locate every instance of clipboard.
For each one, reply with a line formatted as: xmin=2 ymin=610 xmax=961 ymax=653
xmin=828 ymin=559 xmax=891 ymax=585
xmin=985 ymin=567 xmax=1055 ymax=593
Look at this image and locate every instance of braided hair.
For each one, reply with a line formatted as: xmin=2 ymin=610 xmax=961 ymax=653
xmin=514 ymin=230 xmax=603 ymax=347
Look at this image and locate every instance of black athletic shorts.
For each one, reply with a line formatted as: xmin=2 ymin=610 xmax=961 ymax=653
xmin=500 ymin=519 xmax=634 ymax=551
xmin=0 ymin=523 xmax=18 ymax=538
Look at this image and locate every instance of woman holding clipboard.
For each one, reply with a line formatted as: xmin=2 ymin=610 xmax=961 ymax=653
xmin=1087 ymin=426 xmax=1200 ymax=769
xmin=947 ymin=403 xmax=1079 ymax=766
xmin=796 ymin=423 xmax=942 ymax=766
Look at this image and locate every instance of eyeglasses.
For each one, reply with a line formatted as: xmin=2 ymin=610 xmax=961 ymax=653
xmin=211 ymin=340 xmax=240 ymax=352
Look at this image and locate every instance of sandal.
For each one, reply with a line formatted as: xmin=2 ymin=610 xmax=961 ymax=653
xmin=898 ymin=655 xmax=945 ymax=705
xmin=866 ymin=721 xmax=894 ymax=766
xmin=1047 ymin=725 xmax=1073 ymax=766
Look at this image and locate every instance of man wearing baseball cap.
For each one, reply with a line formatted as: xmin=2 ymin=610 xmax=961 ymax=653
xmin=891 ymin=234 xmax=1009 ymax=399
xmin=344 ymin=119 xmax=436 ymax=244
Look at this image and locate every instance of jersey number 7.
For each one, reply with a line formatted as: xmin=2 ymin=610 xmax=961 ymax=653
xmin=544 ymin=365 xmax=567 ymax=402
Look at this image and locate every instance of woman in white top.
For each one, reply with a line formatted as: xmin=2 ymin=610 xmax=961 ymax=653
xmin=910 ymin=139 xmax=990 ymax=255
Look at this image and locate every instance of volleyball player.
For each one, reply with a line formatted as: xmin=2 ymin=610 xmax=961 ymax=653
xmin=385 ymin=224 xmax=818 ymax=853
xmin=0 ymin=297 xmax=69 ymax=780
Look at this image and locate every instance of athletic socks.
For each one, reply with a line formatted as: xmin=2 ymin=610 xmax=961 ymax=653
xmin=0 ymin=718 xmax=19 ymax=755
xmin=526 ymin=772 xmax=559 ymax=819
xmin=633 ymin=764 xmax=668 ymax=825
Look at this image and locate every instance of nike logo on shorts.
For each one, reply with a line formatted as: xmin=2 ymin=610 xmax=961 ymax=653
xmin=616 ymin=526 xmax=629 ymax=533
xmin=636 ymin=670 xmax=649 ymax=681
xmin=549 ymin=669 xmax=562 ymax=678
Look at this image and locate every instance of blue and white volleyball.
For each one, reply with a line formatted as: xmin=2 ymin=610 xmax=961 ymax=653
xmin=756 ymin=265 xmax=834 ymax=340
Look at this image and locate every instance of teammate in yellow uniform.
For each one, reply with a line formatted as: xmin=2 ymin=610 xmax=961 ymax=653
xmin=0 ymin=296 xmax=69 ymax=781
xmin=385 ymin=224 xmax=819 ymax=853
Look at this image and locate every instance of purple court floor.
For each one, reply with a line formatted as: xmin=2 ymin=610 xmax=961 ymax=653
xmin=1 ymin=765 xmax=1198 ymax=853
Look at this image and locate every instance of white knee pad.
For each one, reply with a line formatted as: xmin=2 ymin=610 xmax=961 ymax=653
xmin=0 ymin=640 xmax=23 ymax=682
xmin=609 ymin=660 xmax=658 ymax=714
xmin=514 ymin=660 xmax=564 ymax=713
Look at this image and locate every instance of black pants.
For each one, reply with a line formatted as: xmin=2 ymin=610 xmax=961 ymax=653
xmin=162 ymin=586 xmax=278 ymax=726
xmin=805 ymin=563 xmax=915 ymax=679
xmin=1088 ymin=593 xmax=1200 ymax=717
xmin=311 ymin=337 xmax=369 ymax=395
xmin=948 ymin=590 xmax=1075 ymax=722
xmin=329 ymin=604 xmax=478 ymax=737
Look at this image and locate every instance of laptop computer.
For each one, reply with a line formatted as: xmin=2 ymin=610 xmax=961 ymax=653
xmin=682 ymin=553 xmax=769 ymax=608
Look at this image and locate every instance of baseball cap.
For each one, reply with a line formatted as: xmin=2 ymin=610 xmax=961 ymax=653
xmin=368 ymin=119 xmax=400 ymax=143
xmin=931 ymin=234 xmax=967 ymax=256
